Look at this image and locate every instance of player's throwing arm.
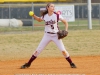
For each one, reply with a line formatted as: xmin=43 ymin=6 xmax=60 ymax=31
xmin=29 ymin=11 xmax=43 ymax=22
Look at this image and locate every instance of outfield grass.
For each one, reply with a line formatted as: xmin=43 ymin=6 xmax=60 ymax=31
xmin=0 ymin=30 xmax=100 ymax=60
xmin=0 ymin=25 xmax=100 ymax=32
xmin=0 ymin=19 xmax=100 ymax=32
xmin=33 ymin=18 xmax=100 ymax=25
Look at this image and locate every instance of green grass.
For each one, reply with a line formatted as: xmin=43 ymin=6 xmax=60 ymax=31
xmin=0 ymin=19 xmax=100 ymax=32
xmin=0 ymin=24 xmax=100 ymax=32
xmin=68 ymin=19 xmax=100 ymax=25
xmin=33 ymin=18 xmax=100 ymax=25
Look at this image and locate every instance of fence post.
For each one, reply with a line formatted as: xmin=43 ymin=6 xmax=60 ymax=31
xmin=87 ymin=0 xmax=92 ymax=29
xmin=78 ymin=4 xmax=79 ymax=26
xmin=32 ymin=2 xmax=34 ymax=30
xmin=9 ymin=4 xmax=11 ymax=27
xmin=99 ymin=4 xmax=100 ymax=25
xmin=82 ymin=5 xmax=83 ymax=19
xmin=2 ymin=6 xmax=3 ymax=18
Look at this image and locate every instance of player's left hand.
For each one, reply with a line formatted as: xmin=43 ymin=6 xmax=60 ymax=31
xmin=29 ymin=11 xmax=34 ymax=16
xmin=57 ymin=30 xmax=68 ymax=39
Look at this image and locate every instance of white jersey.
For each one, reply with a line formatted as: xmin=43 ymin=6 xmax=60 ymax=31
xmin=41 ymin=13 xmax=64 ymax=33
xmin=33 ymin=13 xmax=70 ymax=59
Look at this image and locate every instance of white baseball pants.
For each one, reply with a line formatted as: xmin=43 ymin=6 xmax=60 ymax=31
xmin=33 ymin=33 xmax=69 ymax=58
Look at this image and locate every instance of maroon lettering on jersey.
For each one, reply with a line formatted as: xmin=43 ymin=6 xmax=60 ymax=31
xmin=45 ymin=19 xmax=56 ymax=25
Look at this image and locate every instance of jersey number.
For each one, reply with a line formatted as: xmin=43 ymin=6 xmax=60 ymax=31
xmin=51 ymin=25 xmax=54 ymax=29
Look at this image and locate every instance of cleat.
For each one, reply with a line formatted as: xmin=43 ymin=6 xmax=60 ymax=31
xmin=70 ymin=63 xmax=76 ymax=68
xmin=20 ymin=63 xmax=31 ymax=69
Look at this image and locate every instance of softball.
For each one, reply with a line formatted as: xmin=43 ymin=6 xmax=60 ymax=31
xmin=29 ymin=11 xmax=34 ymax=16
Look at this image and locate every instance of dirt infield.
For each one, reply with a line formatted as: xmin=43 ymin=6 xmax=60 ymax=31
xmin=0 ymin=56 xmax=100 ymax=75
xmin=0 ymin=30 xmax=100 ymax=75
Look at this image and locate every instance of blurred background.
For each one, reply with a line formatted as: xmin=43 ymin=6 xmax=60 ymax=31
xmin=0 ymin=0 xmax=100 ymax=32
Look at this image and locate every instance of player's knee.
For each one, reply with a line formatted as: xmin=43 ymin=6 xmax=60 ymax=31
xmin=33 ymin=51 xmax=39 ymax=56
xmin=62 ymin=51 xmax=67 ymax=57
xmin=62 ymin=51 xmax=69 ymax=57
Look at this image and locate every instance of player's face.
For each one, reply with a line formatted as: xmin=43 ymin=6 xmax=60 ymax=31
xmin=47 ymin=4 xmax=55 ymax=12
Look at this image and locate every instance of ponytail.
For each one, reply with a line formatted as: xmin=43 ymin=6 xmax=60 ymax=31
xmin=41 ymin=3 xmax=52 ymax=16
xmin=41 ymin=10 xmax=48 ymax=16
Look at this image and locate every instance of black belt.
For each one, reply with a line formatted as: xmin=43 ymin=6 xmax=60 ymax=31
xmin=47 ymin=32 xmax=56 ymax=34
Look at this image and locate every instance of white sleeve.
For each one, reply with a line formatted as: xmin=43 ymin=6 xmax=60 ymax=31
xmin=59 ymin=15 xmax=64 ymax=20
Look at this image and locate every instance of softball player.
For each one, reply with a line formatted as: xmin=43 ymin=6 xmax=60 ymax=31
xmin=21 ymin=3 xmax=76 ymax=69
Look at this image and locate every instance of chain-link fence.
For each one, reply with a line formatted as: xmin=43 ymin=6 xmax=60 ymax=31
xmin=0 ymin=3 xmax=100 ymax=32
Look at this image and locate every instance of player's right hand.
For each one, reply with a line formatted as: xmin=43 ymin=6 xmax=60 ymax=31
xmin=29 ymin=11 xmax=34 ymax=16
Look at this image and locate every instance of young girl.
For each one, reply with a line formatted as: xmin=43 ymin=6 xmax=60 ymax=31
xmin=21 ymin=3 xmax=76 ymax=69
